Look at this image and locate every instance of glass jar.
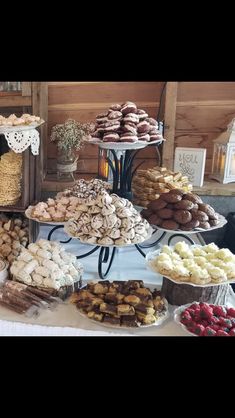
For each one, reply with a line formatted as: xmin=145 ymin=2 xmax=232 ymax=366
xmin=57 ymin=147 xmax=78 ymax=181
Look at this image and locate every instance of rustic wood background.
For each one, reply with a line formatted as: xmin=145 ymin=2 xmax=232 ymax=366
xmin=44 ymin=82 xmax=235 ymax=190
xmin=45 ymin=82 xmax=164 ymax=188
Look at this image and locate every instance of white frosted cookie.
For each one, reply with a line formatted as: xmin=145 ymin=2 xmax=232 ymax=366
xmin=91 ymin=214 xmax=104 ymax=229
xmin=101 ymin=204 xmax=116 ymax=215
xmin=114 ymin=237 xmax=131 ymax=246
xmin=103 ymin=214 xmax=118 ymax=229
xmin=121 ymin=217 xmax=135 ymax=229
xmin=98 ymin=236 xmax=114 ymax=245
xmin=120 ymin=228 xmax=135 ymax=240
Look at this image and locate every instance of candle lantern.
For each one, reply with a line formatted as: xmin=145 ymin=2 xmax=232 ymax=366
xmin=210 ymin=119 xmax=235 ymax=184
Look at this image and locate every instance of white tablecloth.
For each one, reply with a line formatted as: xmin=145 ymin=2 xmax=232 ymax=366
xmin=0 ymin=225 xmax=234 ymax=336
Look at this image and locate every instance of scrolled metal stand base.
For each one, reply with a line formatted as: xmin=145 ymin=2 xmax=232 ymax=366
xmin=98 ymin=247 xmax=116 ymax=280
xmin=167 ymin=233 xmax=196 ymax=246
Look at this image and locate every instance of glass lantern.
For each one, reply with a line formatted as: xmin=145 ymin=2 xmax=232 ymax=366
xmin=210 ymin=119 xmax=235 ymax=184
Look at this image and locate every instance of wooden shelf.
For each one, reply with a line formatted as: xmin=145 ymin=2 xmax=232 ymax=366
xmin=193 ymin=177 xmax=235 ymax=196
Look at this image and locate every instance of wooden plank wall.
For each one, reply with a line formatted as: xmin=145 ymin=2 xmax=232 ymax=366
xmin=174 ymin=82 xmax=235 ymax=174
xmin=46 ymin=82 xmax=164 ymax=181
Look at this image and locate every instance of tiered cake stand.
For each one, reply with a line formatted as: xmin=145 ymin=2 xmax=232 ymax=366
xmin=89 ymin=138 xmax=164 ymax=199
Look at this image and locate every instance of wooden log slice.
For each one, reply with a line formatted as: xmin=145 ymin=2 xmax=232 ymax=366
xmin=161 ymin=276 xmax=234 ymax=306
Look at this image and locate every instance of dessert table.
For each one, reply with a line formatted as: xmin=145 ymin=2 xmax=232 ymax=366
xmin=0 ymin=225 xmax=235 ymax=336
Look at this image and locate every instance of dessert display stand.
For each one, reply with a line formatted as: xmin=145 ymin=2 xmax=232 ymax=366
xmin=146 ymin=220 xmax=233 ymax=306
xmin=96 ymin=139 xmax=164 ymax=200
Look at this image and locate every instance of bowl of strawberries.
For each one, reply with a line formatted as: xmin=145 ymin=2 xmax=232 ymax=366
xmin=174 ymin=301 xmax=235 ymax=336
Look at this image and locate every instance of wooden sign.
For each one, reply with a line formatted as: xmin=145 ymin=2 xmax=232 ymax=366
xmin=174 ymin=147 xmax=207 ymax=187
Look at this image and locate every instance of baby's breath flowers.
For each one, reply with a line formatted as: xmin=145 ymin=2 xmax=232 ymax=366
xmin=50 ymin=119 xmax=95 ymax=152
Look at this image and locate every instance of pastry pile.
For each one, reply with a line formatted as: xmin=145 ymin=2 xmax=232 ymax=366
xmin=0 ymin=214 xmax=28 ymax=265
xmin=132 ymin=166 xmax=192 ymax=207
xmin=0 ymin=113 xmax=42 ymax=127
xmin=56 ymin=178 xmax=111 ymax=204
xmin=10 ymin=239 xmax=83 ymax=293
xmin=27 ymin=179 xmax=112 ymax=223
xmin=141 ymin=190 xmax=220 ymax=231
xmin=148 ymin=241 xmax=235 ymax=285
xmin=65 ymin=191 xmax=150 ymax=246
xmin=90 ymin=102 xmax=162 ymax=143
xmin=70 ymin=280 xmax=168 ymax=327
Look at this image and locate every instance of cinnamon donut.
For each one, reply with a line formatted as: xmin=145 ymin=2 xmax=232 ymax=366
xmin=157 ymin=208 xmax=174 ymax=219
xmin=183 ymin=193 xmax=203 ymax=204
xmin=148 ymin=199 xmax=167 ymax=211
xmin=174 ymin=199 xmax=194 ymax=210
xmin=161 ymin=220 xmax=179 ymax=230
xmin=191 ymin=210 xmax=209 ymax=222
xmin=173 ymin=210 xmax=192 ymax=225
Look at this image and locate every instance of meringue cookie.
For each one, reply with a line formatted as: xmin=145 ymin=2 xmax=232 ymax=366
xmin=91 ymin=214 xmax=104 ymax=229
xmin=121 ymin=217 xmax=135 ymax=229
xmin=115 ymin=218 xmax=122 ymax=228
xmin=114 ymin=237 xmax=132 ymax=246
xmin=79 ymin=213 xmax=91 ymax=224
xmin=116 ymin=208 xmax=133 ymax=218
xmin=81 ymin=224 xmax=93 ymax=234
xmin=88 ymin=205 xmax=101 ymax=214
xmin=134 ymin=223 xmax=148 ymax=235
xmin=98 ymin=236 xmax=114 ymax=246
xmin=103 ymin=214 xmax=118 ymax=229
xmin=111 ymin=196 xmax=127 ymax=208
xmin=120 ymin=228 xmax=135 ymax=240
xmin=101 ymin=204 xmax=116 ymax=215
xmin=132 ymin=234 xmax=144 ymax=244
xmin=84 ymin=236 xmax=98 ymax=245
xmin=106 ymin=228 xmax=121 ymax=239
xmin=89 ymin=229 xmax=103 ymax=238
xmin=97 ymin=191 xmax=113 ymax=207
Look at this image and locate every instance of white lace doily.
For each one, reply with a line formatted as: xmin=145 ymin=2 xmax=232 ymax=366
xmin=3 ymin=129 xmax=40 ymax=155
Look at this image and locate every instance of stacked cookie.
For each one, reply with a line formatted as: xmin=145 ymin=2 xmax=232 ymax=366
xmin=10 ymin=239 xmax=83 ymax=298
xmin=141 ymin=189 xmax=220 ymax=231
xmin=65 ymin=191 xmax=151 ymax=246
xmin=0 ymin=214 xmax=28 ymax=265
xmin=0 ymin=113 xmax=42 ymax=127
xmin=90 ymin=102 xmax=162 ymax=143
xmin=132 ymin=166 xmax=193 ymax=207
xmin=70 ymin=280 xmax=168 ymax=327
xmin=27 ymin=179 xmax=112 ymax=223
xmin=56 ymin=178 xmax=111 ymax=203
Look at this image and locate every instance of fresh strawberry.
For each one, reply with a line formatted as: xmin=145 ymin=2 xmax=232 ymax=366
xmin=203 ymin=327 xmax=217 ymax=336
xmin=186 ymin=308 xmax=196 ymax=317
xmin=227 ymin=308 xmax=235 ymax=318
xmin=210 ymin=324 xmax=220 ymax=331
xmin=210 ymin=316 xmax=220 ymax=325
xmin=216 ymin=330 xmax=229 ymax=336
xmin=220 ymin=327 xmax=230 ymax=333
xmin=190 ymin=303 xmax=200 ymax=310
xmin=219 ymin=318 xmax=233 ymax=329
xmin=227 ymin=317 xmax=235 ymax=327
xmin=213 ymin=306 xmax=227 ymax=317
xmin=200 ymin=305 xmax=214 ymax=319
xmin=181 ymin=311 xmax=192 ymax=321
xmin=200 ymin=319 xmax=209 ymax=327
xmin=194 ymin=313 xmax=202 ymax=323
xmin=193 ymin=324 xmax=205 ymax=336
xmin=229 ymin=328 xmax=235 ymax=336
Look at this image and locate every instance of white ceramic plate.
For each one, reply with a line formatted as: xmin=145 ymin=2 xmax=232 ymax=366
xmin=75 ymin=281 xmax=169 ymax=329
xmin=0 ymin=120 xmax=45 ymax=133
xmin=86 ymin=138 xmax=164 ymax=151
xmin=151 ymin=214 xmax=227 ymax=235
xmin=25 ymin=206 xmax=66 ymax=226
xmin=174 ymin=303 xmax=198 ymax=336
xmin=63 ymin=224 xmax=154 ymax=247
xmin=146 ymin=245 xmax=235 ymax=287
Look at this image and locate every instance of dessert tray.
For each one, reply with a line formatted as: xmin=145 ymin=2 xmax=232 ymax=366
xmin=174 ymin=302 xmax=235 ymax=336
xmin=71 ymin=280 xmax=169 ymax=329
xmin=146 ymin=244 xmax=235 ymax=287
xmin=87 ymin=138 xmax=164 ymax=150
xmin=25 ymin=207 xmax=66 ymax=226
xmin=0 ymin=120 xmax=45 ymax=133
xmin=151 ymin=214 xmax=227 ymax=234
xmin=63 ymin=224 xmax=154 ymax=247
